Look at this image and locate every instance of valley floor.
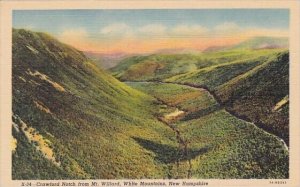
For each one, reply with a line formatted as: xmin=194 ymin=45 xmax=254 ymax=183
xmin=126 ymin=81 xmax=289 ymax=179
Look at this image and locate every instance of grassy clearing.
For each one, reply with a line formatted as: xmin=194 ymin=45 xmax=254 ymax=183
xmin=127 ymin=82 xmax=217 ymax=116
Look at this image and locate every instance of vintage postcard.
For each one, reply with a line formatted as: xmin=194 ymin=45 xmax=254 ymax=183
xmin=1 ymin=0 xmax=300 ymax=187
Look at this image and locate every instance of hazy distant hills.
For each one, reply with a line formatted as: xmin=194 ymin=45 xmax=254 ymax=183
xmin=86 ymin=36 xmax=288 ymax=69
xmin=153 ymin=48 xmax=202 ymax=55
xmin=202 ymin=45 xmax=228 ymax=53
xmin=83 ymin=51 xmax=132 ymax=69
xmin=81 ymin=36 xmax=288 ymax=72
xmin=230 ymin=36 xmax=288 ymax=50
xmin=203 ymin=36 xmax=288 ymax=52
xmin=83 ymin=49 xmax=201 ymax=70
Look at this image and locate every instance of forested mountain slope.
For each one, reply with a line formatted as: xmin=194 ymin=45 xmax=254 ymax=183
xmin=12 ymin=29 xmax=177 ymax=179
xmin=111 ymin=48 xmax=289 ymax=145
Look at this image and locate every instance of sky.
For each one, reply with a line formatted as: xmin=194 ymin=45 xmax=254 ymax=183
xmin=13 ymin=9 xmax=289 ymax=54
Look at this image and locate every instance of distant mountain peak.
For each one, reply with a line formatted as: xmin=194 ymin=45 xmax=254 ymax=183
xmin=202 ymin=36 xmax=289 ymax=53
xmin=231 ymin=36 xmax=289 ymax=50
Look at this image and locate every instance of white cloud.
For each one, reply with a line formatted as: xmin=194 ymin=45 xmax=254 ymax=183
xmin=23 ymin=24 xmax=36 ymax=30
xmin=97 ymin=22 xmax=287 ymax=40
xmin=56 ymin=23 xmax=288 ymax=53
xmin=60 ymin=28 xmax=88 ymax=38
xmin=211 ymin=22 xmax=243 ymax=37
xmin=214 ymin=22 xmax=240 ymax=32
xmin=58 ymin=28 xmax=89 ymax=44
xmin=138 ymin=24 xmax=167 ymax=36
xmin=171 ymin=24 xmax=209 ymax=36
xmin=100 ymin=23 xmax=131 ymax=35
xmin=57 ymin=28 xmax=100 ymax=51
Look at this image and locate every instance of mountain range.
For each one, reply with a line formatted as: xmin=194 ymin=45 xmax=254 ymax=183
xmin=84 ymin=36 xmax=288 ymax=69
xmin=12 ymin=29 xmax=289 ymax=179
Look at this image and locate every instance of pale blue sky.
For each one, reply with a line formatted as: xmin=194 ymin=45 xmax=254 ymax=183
xmin=13 ymin=9 xmax=289 ymax=35
xmin=12 ymin=9 xmax=289 ymax=53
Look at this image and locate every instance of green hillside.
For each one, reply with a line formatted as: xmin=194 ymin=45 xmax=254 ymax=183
xmin=111 ymin=37 xmax=288 ymax=82
xmin=165 ymin=49 xmax=280 ymax=89
xmin=215 ymin=51 xmax=289 ymax=145
xmin=166 ymin=50 xmax=289 ymax=145
xmin=111 ymin=50 xmax=266 ymax=81
xmin=111 ymin=48 xmax=289 ymax=146
xmin=111 ymin=49 xmax=283 ymax=83
xmin=12 ymin=29 xmax=178 ymax=179
xmin=127 ymin=82 xmax=288 ymax=178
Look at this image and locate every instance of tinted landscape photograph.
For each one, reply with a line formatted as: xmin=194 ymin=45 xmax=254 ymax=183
xmin=12 ymin=9 xmax=289 ymax=179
